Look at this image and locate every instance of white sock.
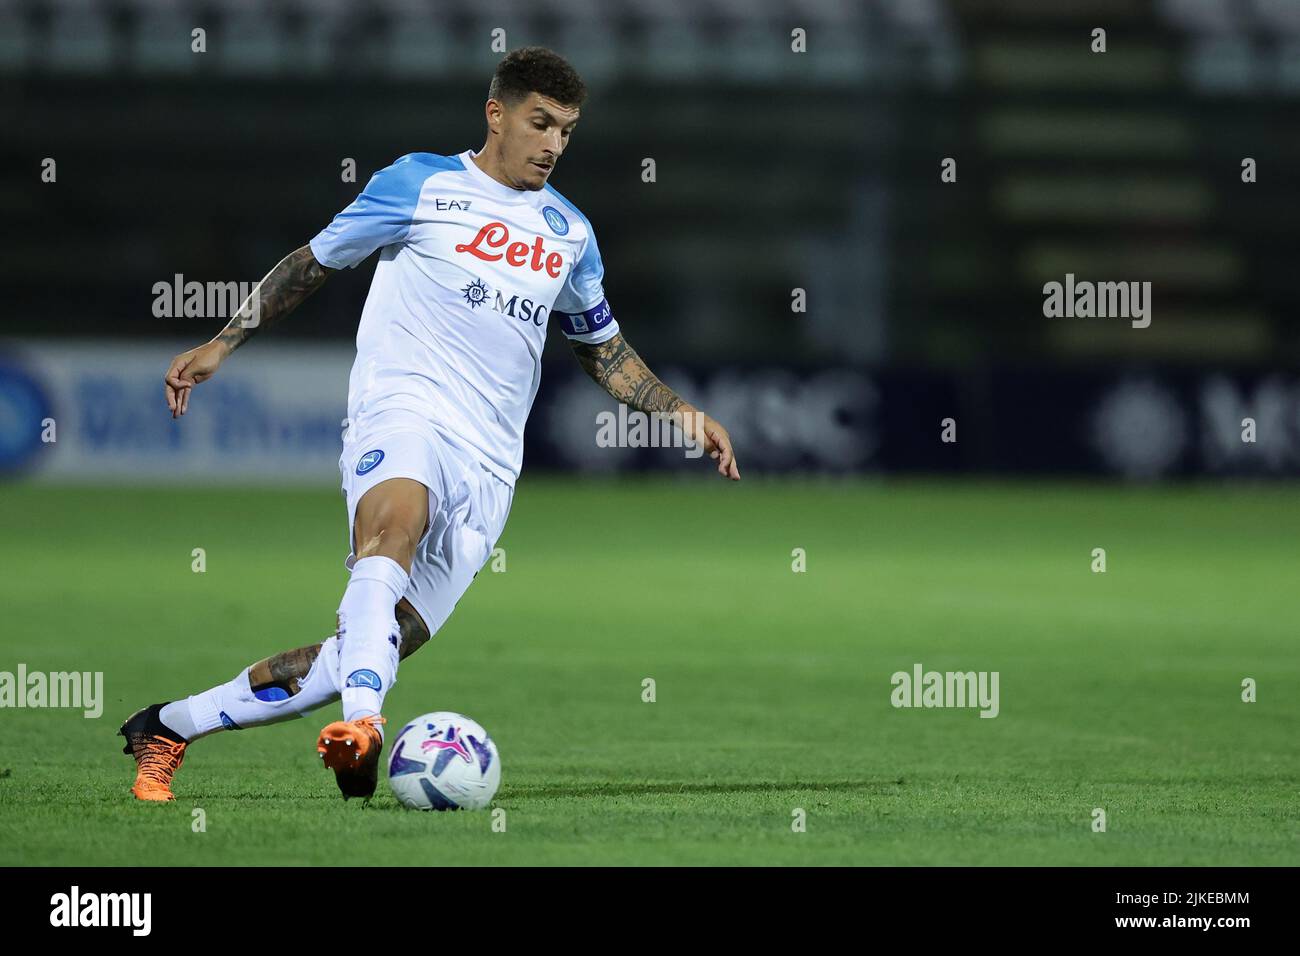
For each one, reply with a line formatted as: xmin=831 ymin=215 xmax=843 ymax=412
xmin=163 ymin=635 xmax=345 ymax=741
xmin=158 ymin=700 xmax=200 ymax=741
xmin=336 ymin=555 xmax=407 ymax=724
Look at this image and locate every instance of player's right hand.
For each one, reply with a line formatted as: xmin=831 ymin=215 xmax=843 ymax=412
xmin=164 ymin=340 xmax=228 ymax=419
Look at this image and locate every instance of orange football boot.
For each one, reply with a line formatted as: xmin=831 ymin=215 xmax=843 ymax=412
xmin=317 ymin=714 xmax=387 ymax=800
xmin=119 ymin=703 xmax=188 ymax=801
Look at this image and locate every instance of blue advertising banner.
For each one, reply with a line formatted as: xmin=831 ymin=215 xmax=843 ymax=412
xmin=1 ymin=340 xmax=1294 ymax=482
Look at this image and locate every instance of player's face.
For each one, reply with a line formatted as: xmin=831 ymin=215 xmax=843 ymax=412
xmin=497 ymin=93 xmax=580 ymax=190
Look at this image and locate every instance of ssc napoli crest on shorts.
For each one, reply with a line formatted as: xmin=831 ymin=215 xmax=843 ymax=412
xmin=345 ymin=669 xmax=382 ymax=691
xmin=542 ymin=205 xmax=569 ymax=235
xmin=356 ymin=449 xmax=385 ymax=475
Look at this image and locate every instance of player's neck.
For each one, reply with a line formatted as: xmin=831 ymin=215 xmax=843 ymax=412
xmin=471 ymin=145 xmax=524 ymax=192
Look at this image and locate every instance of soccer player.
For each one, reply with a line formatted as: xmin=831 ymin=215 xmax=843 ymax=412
xmin=120 ymin=47 xmax=739 ymax=802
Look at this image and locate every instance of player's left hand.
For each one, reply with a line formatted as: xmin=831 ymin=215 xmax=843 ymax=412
xmin=682 ymin=407 xmax=740 ymax=480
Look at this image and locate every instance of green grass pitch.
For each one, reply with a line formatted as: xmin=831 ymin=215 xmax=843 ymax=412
xmin=0 ymin=478 xmax=1296 ymax=865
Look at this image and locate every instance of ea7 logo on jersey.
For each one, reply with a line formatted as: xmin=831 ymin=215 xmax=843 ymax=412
xmin=455 ymin=221 xmax=564 ymax=277
xmin=433 ymin=198 xmax=472 ymax=211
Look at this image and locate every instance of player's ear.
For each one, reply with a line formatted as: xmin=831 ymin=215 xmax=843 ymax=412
xmin=484 ymin=98 xmax=504 ymax=136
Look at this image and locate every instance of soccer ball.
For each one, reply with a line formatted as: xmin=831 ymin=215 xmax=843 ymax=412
xmin=387 ymin=712 xmax=501 ymax=810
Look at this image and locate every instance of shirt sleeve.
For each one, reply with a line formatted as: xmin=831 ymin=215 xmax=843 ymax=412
xmin=309 ymin=155 xmax=430 ymax=270
xmin=553 ymin=217 xmax=620 ymax=345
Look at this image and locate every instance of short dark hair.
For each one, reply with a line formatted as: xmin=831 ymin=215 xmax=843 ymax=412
xmin=488 ymin=47 xmax=587 ymax=109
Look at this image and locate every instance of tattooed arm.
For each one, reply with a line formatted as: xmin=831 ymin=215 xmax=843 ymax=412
xmin=163 ymin=245 xmax=332 ymax=418
xmin=569 ymin=331 xmax=740 ymax=480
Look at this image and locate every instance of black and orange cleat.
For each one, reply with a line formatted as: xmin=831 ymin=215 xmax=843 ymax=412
xmin=317 ymin=715 xmax=387 ymax=801
xmin=118 ymin=703 xmax=188 ymax=802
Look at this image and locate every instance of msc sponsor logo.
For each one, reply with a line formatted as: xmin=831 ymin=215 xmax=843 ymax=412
xmin=492 ymin=288 xmax=550 ymax=327
xmin=458 ymin=276 xmax=552 ymax=328
xmin=454 ymin=221 xmax=565 ymax=277
xmin=355 ymin=449 xmax=385 ymax=475
xmin=461 ymin=277 xmax=490 ymax=309
xmin=542 ymin=205 xmax=569 ymax=235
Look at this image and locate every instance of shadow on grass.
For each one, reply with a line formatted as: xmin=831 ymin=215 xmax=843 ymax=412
xmin=504 ymin=779 xmax=900 ymax=800
xmin=106 ymin=779 xmax=904 ymax=809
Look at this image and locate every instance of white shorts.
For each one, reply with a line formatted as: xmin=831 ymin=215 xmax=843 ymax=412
xmin=339 ymin=412 xmax=514 ymax=638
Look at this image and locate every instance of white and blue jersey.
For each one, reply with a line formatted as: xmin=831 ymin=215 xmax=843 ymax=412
xmin=310 ymin=149 xmax=619 ymax=486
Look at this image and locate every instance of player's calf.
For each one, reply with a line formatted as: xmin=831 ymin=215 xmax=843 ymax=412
xmin=155 ymin=635 xmax=346 ymax=743
xmin=117 ymin=638 xmax=343 ymax=802
xmin=338 ymin=478 xmax=430 ymax=724
xmin=119 ymin=603 xmax=430 ymax=799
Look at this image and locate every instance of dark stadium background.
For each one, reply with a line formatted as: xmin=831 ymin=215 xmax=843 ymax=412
xmin=1 ymin=0 xmax=1297 ymax=870
xmin=4 ymin=0 xmax=1297 ymax=481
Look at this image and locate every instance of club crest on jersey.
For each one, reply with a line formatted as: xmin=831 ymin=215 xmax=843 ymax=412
xmin=356 ymin=449 xmax=385 ymax=475
xmin=542 ymin=205 xmax=569 ymax=235
xmin=454 ymin=221 xmax=564 ymax=277
xmin=461 ymin=277 xmax=490 ymax=309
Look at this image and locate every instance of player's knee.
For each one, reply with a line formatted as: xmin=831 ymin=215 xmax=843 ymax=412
xmin=353 ymin=479 xmax=429 ymax=562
